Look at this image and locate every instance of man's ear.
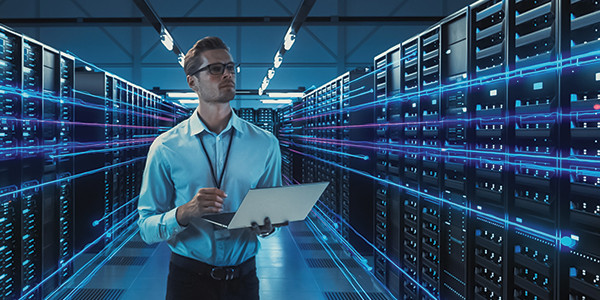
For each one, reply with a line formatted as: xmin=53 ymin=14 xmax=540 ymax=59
xmin=187 ymin=75 xmax=197 ymax=91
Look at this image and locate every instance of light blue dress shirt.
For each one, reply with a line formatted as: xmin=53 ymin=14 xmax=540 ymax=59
xmin=137 ymin=109 xmax=282 ymax=266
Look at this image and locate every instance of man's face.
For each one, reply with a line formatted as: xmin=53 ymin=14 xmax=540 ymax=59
xmin=188 ymin=49 xmax=236 ymax=103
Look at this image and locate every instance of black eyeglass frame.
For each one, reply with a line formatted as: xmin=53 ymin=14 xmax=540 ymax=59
xmin=189 ymin=62 xmax=237 ymax=76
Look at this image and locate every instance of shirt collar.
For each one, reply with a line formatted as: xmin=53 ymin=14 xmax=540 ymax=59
xmin=189 ymin=106 xmax=245 ymax=136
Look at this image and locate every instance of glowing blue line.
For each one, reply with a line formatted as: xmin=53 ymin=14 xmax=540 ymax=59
xmin=21 ymin=211 xmax=139 ymax=300
xmin=0 ymin=138 xmax=155 ymax=153
xmin=309 ymin=206 xmax=417 ymax=300
xmin=310 ymin=195 xmax=437 ymax=299
xmin=304 ymin=216 xmax=371 ymax=300
xmin=289 ymin=148 xmax=562 ymax=244
xmin=50 ymin=143 xmax=152 ymax=159
xmin=92 ymin=195 xmax=140 ymax=227
xmin=290 ymin=50 xmax=600 ymax=120
xmin=67 ymin=51 xmax=186 ymax=117
xmin=281 ymin=141 xmax=368 ymax=160
xmin=0 ymin=84 xmax=175 ymax=122
xmin=286 ymin=83 xmax=371 ymax=118
xmin=59 ymin=227 xmax=139 ymax=300
xmin=0 ymin=157 xmax=145 ymax=199
xmin=72 ymin=88 xmax=178 ymax=119
xmin=311 ymin=203 xmax=363 ymax=259
xmin=0 ymin=114 xmax=164 ymax=131
xmin=291 ymin=89 xmax=375 ymax=122
xmin=286 ymin=134 xmax=600 ymax=173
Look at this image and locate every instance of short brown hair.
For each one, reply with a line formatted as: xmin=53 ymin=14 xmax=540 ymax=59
xmin=184 ymin=36 xmax=230 ymax=76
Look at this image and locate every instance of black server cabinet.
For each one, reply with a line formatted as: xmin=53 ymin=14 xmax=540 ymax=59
xmin=39 ymin=47 xmax=75 ymax=298
xmin=0 ymin=26 xmax=22 ymax=300
xmin=276 ymin=105 xmax=294 ymax=185
xmin=20 ymin=36 xmax=44 ymax=300
xmin=56 ymin=53 xmax=75 ymax=287
xmin=256 ymin=108 xmax=274 ymax=133
xmin=419 ymin=26 xmax=443 ymax=300
xmin=507 ymin=0 xmax=561 ymax=299
xmin=73 ymin=71 xmax=108 ymax=253
xmin=0 ymin=25 xmax=77 ymax=300
xmin=290 ymin=99 xmax=306 ymax=184
xmin=439 ymin=9 xmax=470 ymax=300
xmin=340 ymin=70 xmax=374 ymax=255
xmin=399 ymin=36 xmax=422 ymax=300
xmin=562 ymin=1 xmax=600 ymax=300
xmin=373 ymin=43 xmax=401 ymax=298
xmin=469 ymin=1 xmax=507 ymax=299
xmin=237 ymin=107 xmax=255 ymax=124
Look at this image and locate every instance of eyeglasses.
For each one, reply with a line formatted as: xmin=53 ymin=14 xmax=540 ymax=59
xmin=190 ymin=62 xmax=237 ymax=76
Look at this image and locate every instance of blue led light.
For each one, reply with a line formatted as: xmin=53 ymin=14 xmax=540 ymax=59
xmin=561 ymin=236 xmax=576 ymax=248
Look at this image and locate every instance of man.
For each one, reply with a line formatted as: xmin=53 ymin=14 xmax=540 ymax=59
xmin=137 ymin=36 xmax=282 ymax=300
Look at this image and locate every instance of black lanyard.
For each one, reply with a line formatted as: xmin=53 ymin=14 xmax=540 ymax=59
xmin=199 ymin=128 xmax=234 ymax=190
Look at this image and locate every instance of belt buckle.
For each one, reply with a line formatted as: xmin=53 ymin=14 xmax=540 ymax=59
xmin=210 ymin=267 xmax=236 ymax=280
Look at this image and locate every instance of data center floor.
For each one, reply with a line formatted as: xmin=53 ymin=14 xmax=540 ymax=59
xmin=56 ymin=220 xmax=393 ymax=300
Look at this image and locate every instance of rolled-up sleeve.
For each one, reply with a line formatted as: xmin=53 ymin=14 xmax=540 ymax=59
xmin=137 ymin=143 xmax=185 ymax=244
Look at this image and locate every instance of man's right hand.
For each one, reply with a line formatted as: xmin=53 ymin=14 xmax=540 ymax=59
xmin=176 ymin=187 xmax=226 ymax=226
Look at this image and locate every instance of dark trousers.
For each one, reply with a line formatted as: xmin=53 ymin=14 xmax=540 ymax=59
xmin=166 ymin=255 xmax=259 ymax=300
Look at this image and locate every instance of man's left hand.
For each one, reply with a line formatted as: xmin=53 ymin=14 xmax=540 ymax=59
xmin=251 ymin=217 xmax=287 ymax=237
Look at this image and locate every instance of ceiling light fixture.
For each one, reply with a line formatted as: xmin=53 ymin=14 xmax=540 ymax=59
xmin=257 ymin=0 xmax=316 ymax=94
xmin=160 ymin=26 xmax=174 ymax=51
xmin=134 ymin=0 xmax=186 ymax=69
xmin=166 ymin=92 xmax=197 ymax=98
xmin=267 ymin=92 xmax=304 ymax=98
xmin=260 ymin=99 xmax=293 ymax=104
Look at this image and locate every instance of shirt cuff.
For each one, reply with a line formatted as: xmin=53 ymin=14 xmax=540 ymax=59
xmin=164 ymin=207 xmax=186 ymax=236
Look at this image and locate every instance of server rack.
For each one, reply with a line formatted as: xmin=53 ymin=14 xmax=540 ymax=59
xmin=236 ymin=107 xmax=255 ymax=123
xmin=340 ymin=70 xmax=375 ymax=255
xmin=276 ymin=105 xmax=294 ymax=185
xmin=256 ymin=108 xmax=275 ymax=133
xmin=0 ymin=27 xmax=22 ymax=300
xmin=358 ymin=0 xmax=600 ymax=299
xmin=0 ymin=23 xmax=181 ymax=299
xmin=439 ymin=9 xmax=470 ymax=300
xmin=0 ymin=25 xmax=77 ymax=299
xmin=373 ymin=44 xmax=402 ymax=298
xmin=290 ymin=70 xmax=374 ymax=254
xmin=561 ymin=1 xmax=600 ymax=300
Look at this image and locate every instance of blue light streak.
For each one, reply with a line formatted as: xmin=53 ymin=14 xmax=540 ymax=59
xmin=287 ymin=84 xmax=369 ymax=118
xmin=310 ymin=201 xmax=437 ymax=300
xmin=50 ymin=142 xmax=152 ymax=159
xmin=288 ymin=148 xmax=564 ymax=244
xmin=0 ymin=114 xmax=165 ymax=131
xmin=0 ymin=84 xmax=176 ymax=122
xmin=66 ymin=51 xmax=187 ymax=117
xmin=92 ymin=195 xmax=140 ymax=227
xmin=290 ymin=88 xmax=375 ymax=122
xmin=21 ymin=211 xmax=139 ymax=300
xmin=280 ymin=140 xmax=369 ymax=160
xmin=58 ymin=228 xmax=139 ymax=300
xmin=288 ymin=50 xmax=600 ymax=123
xmin=285 ymin=134 xmax=600 ymax=175
xmin=285 ymin=63 xmax=388 ymax=118
xmin=303 ymin=217 xmax=372 ymax=299
xmin=0 ymin=157 xmax=146 ymax=199
xmin=0 ymin=137 xmax=156 ymax=153
xmin=72 ymin=88 xmax=179 ymax=120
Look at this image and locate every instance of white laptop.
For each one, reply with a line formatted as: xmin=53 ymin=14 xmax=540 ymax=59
xmin=202 ymin=182 xmax=329 ymax=229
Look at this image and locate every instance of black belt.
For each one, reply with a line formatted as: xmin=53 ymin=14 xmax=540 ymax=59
xmin=170 ymin=252 xmax=256 ymax=281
